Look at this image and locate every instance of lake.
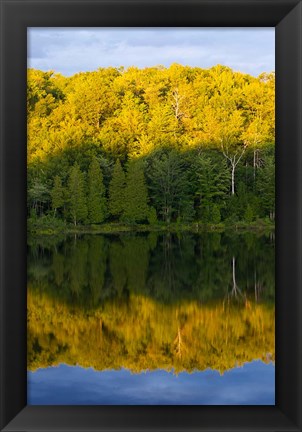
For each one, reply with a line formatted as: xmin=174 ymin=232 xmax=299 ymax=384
xmin=27 ymin=231 xmax=275 ymax=405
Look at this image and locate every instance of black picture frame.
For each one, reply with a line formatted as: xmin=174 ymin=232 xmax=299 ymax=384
xmin=0 ymin=0 xmax=301 ymax=430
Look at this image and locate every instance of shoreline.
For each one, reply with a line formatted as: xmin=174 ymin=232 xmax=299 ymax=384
xmin=27 ymin=219 xmax=275 ymax=237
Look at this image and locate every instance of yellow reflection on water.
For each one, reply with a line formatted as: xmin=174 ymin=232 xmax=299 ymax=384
xmin=27 ymin=289 xmax=274 ymax=374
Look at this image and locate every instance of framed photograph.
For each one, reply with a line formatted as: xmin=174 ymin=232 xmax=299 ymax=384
xmin=1 ymin=0 xmax=301 ymax=431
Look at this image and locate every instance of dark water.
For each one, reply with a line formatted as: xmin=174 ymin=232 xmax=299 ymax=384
xmin=27 ymin=231 xmax=275 ymax=405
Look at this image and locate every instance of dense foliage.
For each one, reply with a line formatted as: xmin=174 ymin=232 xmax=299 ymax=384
xmin=27 ymin=65 xmax=275 ymax=226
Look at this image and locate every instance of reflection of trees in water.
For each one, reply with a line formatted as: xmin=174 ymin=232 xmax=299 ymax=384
xmin=146 ymin=233 xmax=173 ymax=299
xmin=27 ymin=232 xmax=275 ymax=373
xmin=194 ymin=233 xmax=230 ymax=301
xmin=109 ymin=241 xmax=127 ymax=295
xmin=225 ymin=256 xmax=244 ymax=302
xmin=254 ymin=268 xmax=265 ymax=302
xmin=231 ymin=256 xmax=241 ymax=298
xmin=27 ymin=231 xmax=275 ymax=307
xmin=174 ymin=326 xmax=184 ymax=358
xmin=162 ymin=233 xmax=175 ymax=291
xmin=88 ymin=236 xmax=107 ymax=305
xmin=27 ymin=289 xmax=275 ymax=374
xmin=148 ymin=233 xmax=207 ymax=302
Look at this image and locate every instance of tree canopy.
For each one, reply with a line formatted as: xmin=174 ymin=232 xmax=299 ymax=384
xmin=27 ymin=64 xmax=275 ymax=226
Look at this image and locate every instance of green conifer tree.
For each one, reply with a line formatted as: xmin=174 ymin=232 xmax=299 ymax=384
xmin=108 ymin=159 xmax=126 ymax=219
xmin=51 ymin=175 xmax=65 ymax=216
xmin=244 ymin=204 xmax=255 ymax=223
xmin=67 ymin=163 xmax=87 ymax=226
xmin=211 ymin=205 xmax=221 ymax=224
xmin=147 ymin=150 xmax=193 ymax=223
xmin=195 ymin=153 xmax=229 ymax=222
xmin=148 ymin=207 xmax=158 ymax=225
xmin=257 ymin=155 xmax=275 ymax=220
xmin=87 ymin=157 xmax=107 ymax=224
xmin=123 ymin=160 xmax=149 ymax=223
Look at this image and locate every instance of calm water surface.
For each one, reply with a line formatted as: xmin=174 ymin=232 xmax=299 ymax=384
xmin=27 ymin=231 xmax=275 ymax=405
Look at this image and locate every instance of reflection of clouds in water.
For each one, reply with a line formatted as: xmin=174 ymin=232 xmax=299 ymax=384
xmin=28 ymin=360 xmax=275 ymax=405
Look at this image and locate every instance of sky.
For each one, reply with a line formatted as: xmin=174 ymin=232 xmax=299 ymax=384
xmin=28 ymin=28 xmax=275 ymax=77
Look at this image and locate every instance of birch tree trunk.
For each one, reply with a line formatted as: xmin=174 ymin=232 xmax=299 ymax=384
xmin=222 ymin=145 xmax=247 ymax=196
xmin=231 ymin=164 xmax=235 ymax=195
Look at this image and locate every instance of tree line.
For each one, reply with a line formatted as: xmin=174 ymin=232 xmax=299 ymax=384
xmin=27 ymin=64 xmax=275 ymax=226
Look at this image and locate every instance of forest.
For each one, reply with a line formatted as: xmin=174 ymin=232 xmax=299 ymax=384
xmin=27 ymin=64 xmax=275 ymax=231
